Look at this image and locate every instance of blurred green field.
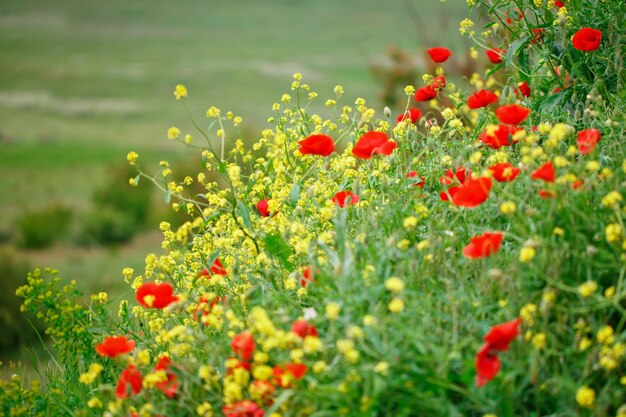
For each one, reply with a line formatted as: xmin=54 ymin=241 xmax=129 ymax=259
xmin=0 ymin=0 xmax=466 ymax=292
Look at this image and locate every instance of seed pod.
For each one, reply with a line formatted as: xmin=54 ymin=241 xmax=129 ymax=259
xmin=501 ymin=85 xmax=511 ymax=99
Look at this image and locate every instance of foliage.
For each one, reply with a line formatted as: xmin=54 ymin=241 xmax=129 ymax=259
xmin=15 ymin=204 xmax=73 ymax=249
xmin=3 ymin=0 xmax=626 ymax=416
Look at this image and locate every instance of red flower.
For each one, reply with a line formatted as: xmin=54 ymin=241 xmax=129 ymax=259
xmin=273 ymin=363 xmax=308 ymax=388
xmin=414 ymin=86 xmax=437 ymax=102
xmin=195 ymin=294 xmax=226 ymax=322
xmin=538 ymin=189 xmax=556 ymax=199
xmin=485 ymin=48 xmax=505 ymax=64
xmin=291 ymin=320 xmax=318 ymax=339
xmin=407 ymin=171 xmax=425 ymax=188
xmin=450 ymin=177 xmax=492 ymax=208
xmin=199 ymin=258 xmax=227 ymax=278
xmin=484 ymin=318 xmax=522 ymax=351
xmin=478 ymin=125 xmax=522 ymax=149
xmin=554 ymin=0 xmax=564 ymax=6
xmin=95 ymin=336 xmax=136 ymax=358
xmin=488 ymin=163 xmax=521 ymax=182
xmin=249 ymin=380 xmax=275 ymax=405
xmin=352 ymin=131 xmax=396 ymax=159
xmin=572 ymin=28 xmax=602 ymax=52
xmin=396 ymin=108 xmax=422 ymax=124
xmin=467 ymin=89 xmax=498 ymax=109
xmin=496 ymin=104 xmax=530 ymax=125
xmin=300 ymin=266 xmax=314 ymax=287
xmin=136 ymin=282 xmax=178 ymax=309
xmin=531 ymin=162 xmax=556 ymax=183
xmin=516 ymin=81 xmax=531 ymax=98
xmin=298 ymin=134 xmax=335 ymax=157
xmin=231 ymin=331 xmax=255 ymax=361
xmin=531 ymin=28 xmax=545 ymax=43
xmin=427 ymin=47 xmax=452 ymax=63
xmin=115 ymin=364 xmax=143 ymax=399
xmin=256 ymin=199 xmax=270 ymax=217
xmin=475 ymin=344 xmax=501 ymax=387
xmin=222 ymin=400 xmax=265 ymax=417
xmin=462 ymin=232 xmax=504 ymax=259
xmin=440 ymin=167 xmax=469 ymax=185
xmin=333 ymin=190 xmax=360 ymax=208
xmin=154 ymin=356 xmax=179 ymax=398
xmin=577 ymin=128 xmax=601 ymax=155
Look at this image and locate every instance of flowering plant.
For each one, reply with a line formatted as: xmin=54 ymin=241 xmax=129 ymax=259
xmin=3 ymin=0 xmax=626 ymax=416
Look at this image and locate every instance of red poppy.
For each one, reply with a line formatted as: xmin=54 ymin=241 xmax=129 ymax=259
xmin=572 ymin=28 xmax=602 ymax=52
xmin=136 ymin=282 xmax=178 ymax=309
xmin=194 ymin=294 xmax=226 ymax=322
xmin=154 ymin=356 xmax=179 ymax=398
xmin=396 ymin=108 xmax=422 ymax=124
xmin=407 ymin=171 xmax=426 ymax=188
xmin=488 ymin=163 xmax=521 ymax=182
xmin=484 ymin=318 xmax=522 ymax=351
xmin=450 ymin=177 xmax=492 ymax=208
xmin=300 ymin=266 xmax=314 ymax=287
xmin=256 ymin=199 xmax=270 ymax=217
xmin=531 ymin=28 xmax=545 ymax=43
xmin=439 ymin=185 xmax=460 ymax=202
xmin=485 ymin=48 xmax=505 ymax=64
xmin=572 ymin=179 xmax=585 ymax=190
xmin=516 ymin=81 xmax=531 ymax=98
xmin=222 ymin=400 xmax=265 ymax=417
xmin=199 ymin=258 xmax=227 ymax=278
xmin=496 ymin=104 xmax=530 ymax=125
xmin=531 ymin=162 xmax=556 ymax=183
xmin=478 ymin=125 xmax=522 ymax=149
xmin=577 ymin=128 xmax=601 ymax=155
xmin=427 ymin=47 xmax=452 ymax=63
xmin=432 ymin=75 xmax=446 ymax=90
xmin=352 ymin=131 xmax=396 ymax=159
xmin=249 ymin=380 xmax=275 ymax=405
xmin=291 ymin=320 xmax=318 ymax=339
xmin=475 ymin=344 xmax=501 ymax=387
xmin=554 ymin=0 xmax=564 ymax=6
xmin=462 ymin=232 xmax=504 ymax=259
xmin=298 ymin=134 xmax=335 ymax=157
xmin=273 ymin=363 xmax=308 ymax=388
xmin=467 ymin=89 xmax=498 ymax=109
xmin=95 ymin=336 xmax=136 ymax=358
xmin=115 ymin=364 xmax=143 ymax=399
xmin=414 ymin=86 xmax=437 ymax=102
xmin=231 ymin=331 xmax=255 ymax=361
xmin=538 ymin=189 xmax=556 ymax=199
xmin=440 ymin=167 xmax=469 ymax=185
xmin=332 ymin=190 xmax=360 ymax=208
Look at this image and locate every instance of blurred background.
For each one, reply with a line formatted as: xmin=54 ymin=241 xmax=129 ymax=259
xmin=0 ymin=0 xmax=467 ymax=367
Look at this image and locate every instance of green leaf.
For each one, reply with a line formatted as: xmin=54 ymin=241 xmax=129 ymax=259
xmin=237 ymin=201 xmax=252 ymax=229
xmin=505 ymin=35 xmax=530 ymax=70
xmin=288 ymin=183 xmax=301 ymax=206
xmin=263 ymin=233 xmax=294 ymax=270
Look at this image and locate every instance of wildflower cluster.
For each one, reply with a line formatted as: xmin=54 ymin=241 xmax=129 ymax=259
xmin=3 ymin=0 xmax=626 ymax=416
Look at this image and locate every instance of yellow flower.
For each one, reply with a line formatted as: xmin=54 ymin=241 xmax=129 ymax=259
xmin=605 ymin=224 xmax=622 ymax=243
xmin=602 ymin=191 xmax=623 ymax=207
xmin=578 ymin=281 xmax=598 ymax=298
xmin=126 ymin=151 xmax=139 ymax=165
xmin=87 ymin=397 xmax=103 ymax=408
xmin=575 ymin=386 xmax=595 ymax=408
xmin=597 ymin=325 xmax=615 ymax=345
xmin=325 ymin=303 xmax=341 ymax=320
xmin=173 ymin=84 xmax=187 ymax=100
xmin=374 ymin=361 xmax=389 ymax=375
xmin=385 ymin=277 xmax=405 ymax=293
xmin=500 ymin=201 xmax=516 ymax=215
xmin=519 ymin=246 xmax=536 ymax=263
xmin=167 ymin=127 xmax=181 ymax=140
xmin=403 ymin=216 xmax=418 ymax=229
xmin=532 ymin=333 xmax=547 ymax=349
xmin=388 ymin=298 xmax=405 ymax=313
